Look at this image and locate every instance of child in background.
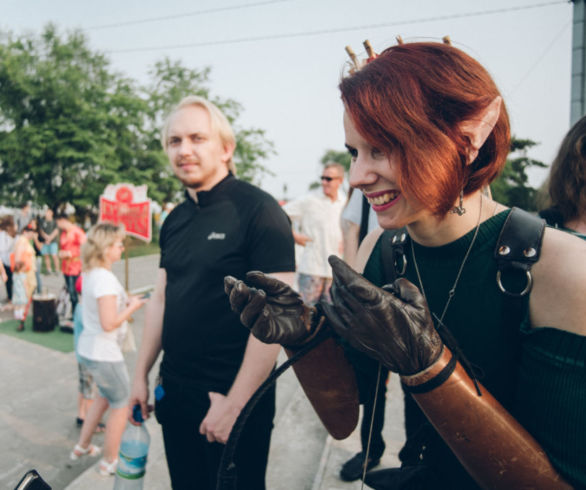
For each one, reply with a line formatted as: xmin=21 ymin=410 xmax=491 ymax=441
xmin=12 ymin=224 xmax=37 ymax=331
xmin=73 ymin=276 xmax=104 ymax=432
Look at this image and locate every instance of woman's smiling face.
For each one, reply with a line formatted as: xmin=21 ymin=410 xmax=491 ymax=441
xmin=344 ymin=110 xmax=428 ymax=231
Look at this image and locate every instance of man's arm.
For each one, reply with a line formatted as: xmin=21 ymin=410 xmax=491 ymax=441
xmin=284 ymin=199 xmax=312 ymax=246
xmin=292 ymin=229 xmax=312 ymax=247
xmin=129 ymin=268 xmax=166 ymax=423
xmin=199 ymin=271 xmax=294 ymax=444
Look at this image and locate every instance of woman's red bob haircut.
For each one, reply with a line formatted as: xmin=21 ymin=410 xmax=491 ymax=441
xmin=340 ymin=42 xmax=510 ymax=216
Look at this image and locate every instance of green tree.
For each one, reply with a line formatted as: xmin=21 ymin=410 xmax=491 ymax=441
xmin=490 ymin=137 xmax=547 ymax=211
xmin=320 ymin=149 xmax=352 ymax=172
xmin=0 ymin=25 xmax=151 ymax=219
xmin=0 ymin=26 xmax=274 ymax=218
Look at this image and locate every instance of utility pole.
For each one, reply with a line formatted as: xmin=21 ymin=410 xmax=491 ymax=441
xmin=571 ymin=0 xmax=586 ymax=124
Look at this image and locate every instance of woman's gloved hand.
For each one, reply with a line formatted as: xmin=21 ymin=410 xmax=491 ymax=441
xmin=322 ymin=256 xmax=443 ymax=375
xmin=224 ymin=272 xmax=323 ymax=347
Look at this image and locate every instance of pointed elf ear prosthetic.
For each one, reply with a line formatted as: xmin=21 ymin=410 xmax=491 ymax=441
xmin=459 ymin=96 xmax=502 ymax=164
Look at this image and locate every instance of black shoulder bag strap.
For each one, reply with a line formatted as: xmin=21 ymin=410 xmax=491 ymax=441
xmin=379 ymin=227 xmax=409 ymax=283
xmin=358 ymin=195 xmax=370 ymax=244
xmin=494 ymin=207 xmax=545 ymax=297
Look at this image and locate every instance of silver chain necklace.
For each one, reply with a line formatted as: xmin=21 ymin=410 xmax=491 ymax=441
xmin=411 ymin=196 xmax=483 ymax=327
xmin=361 ymin=197 xmax=483 ymax=489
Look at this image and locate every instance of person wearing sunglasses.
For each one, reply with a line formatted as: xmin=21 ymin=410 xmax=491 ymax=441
xmin=283 ymin=162 xmax=346 ymax=305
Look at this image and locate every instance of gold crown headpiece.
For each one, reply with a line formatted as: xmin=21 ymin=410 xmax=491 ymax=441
xmin=345 ymin=36 xmax=452 ymax=74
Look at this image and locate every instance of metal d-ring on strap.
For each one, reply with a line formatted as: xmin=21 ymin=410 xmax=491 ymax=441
xmin=216 ymin=330 xmax=332 ymax=490
xmin=496 ymin=269 xmax=533 ymax=297
xmin=493 ymin=207 xmax=545 ymax=298
xmin=390 ymin=230 xmax=408 ymax=277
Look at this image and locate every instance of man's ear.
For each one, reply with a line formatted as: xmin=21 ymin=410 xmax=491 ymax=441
xmin=221 ymin=141 xmax=236 ymax=164
xmin=459 ymin=96 xmax=502 ymax=164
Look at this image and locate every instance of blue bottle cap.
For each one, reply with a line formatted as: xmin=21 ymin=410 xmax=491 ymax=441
xmin=133 ymin=404 xmax=144 ymax=424
xmin=154 ymin=384 xmax=165 ymax=401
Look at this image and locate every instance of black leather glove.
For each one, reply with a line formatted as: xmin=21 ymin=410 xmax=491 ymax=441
xmin=224 ymin=271 xmax=323 ymax=347
xmin=322 ymin=256 xmax=443 ymax=375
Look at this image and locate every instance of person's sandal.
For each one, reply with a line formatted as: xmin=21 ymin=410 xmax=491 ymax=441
xmin=69 ymin=443 xmax=101 ymax=462
xmin=97 ymin=458 xmax=118 ymax=476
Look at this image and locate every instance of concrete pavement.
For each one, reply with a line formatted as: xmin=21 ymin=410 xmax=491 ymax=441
xmin=0 ymin=254 xmax=405 ymax=489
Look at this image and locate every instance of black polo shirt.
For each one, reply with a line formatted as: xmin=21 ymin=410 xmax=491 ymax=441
xmin=159 ymin=174 xmax=295 ymax=392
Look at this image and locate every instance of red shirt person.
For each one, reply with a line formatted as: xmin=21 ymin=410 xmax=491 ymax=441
xmin=56 ymin=213 xmax=86 ymax=314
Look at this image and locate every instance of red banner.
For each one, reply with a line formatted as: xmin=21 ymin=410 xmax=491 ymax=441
xmin=99 ymin=184 xmax=152 ymax=242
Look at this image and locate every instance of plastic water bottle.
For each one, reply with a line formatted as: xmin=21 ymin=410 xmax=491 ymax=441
xmin=113 ymin=405 xmax=150 ymax=489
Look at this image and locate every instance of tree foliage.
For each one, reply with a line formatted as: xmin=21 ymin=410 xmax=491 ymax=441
xmin=320 ymin=149 xmax=352 ymax=171
xmin=0 ymin=25 xmax=274 ymax=218
xmin=490 ymin=137 xmax=546 ymax=211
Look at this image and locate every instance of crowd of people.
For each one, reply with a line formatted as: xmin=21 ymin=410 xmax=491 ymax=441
xmin=0 ymin=206 xmax=85 ymax=330
xmin=4 ymin=39 xmax=586 ymax=490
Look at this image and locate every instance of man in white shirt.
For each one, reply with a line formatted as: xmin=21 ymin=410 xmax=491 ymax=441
xmin=284 ymin=162 xmax=346 ymax=304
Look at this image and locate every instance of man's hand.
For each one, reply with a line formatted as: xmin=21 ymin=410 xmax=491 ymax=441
xmin=293 ymin=231 xmax=313 ymax=247
xmin=322 ymin=256 xmax=443 ymax=375
xmin=128 ymin=378 xmax=153 ymax=425
xmin=224 ymin=272 xmax=321 ymax=347
xmin=199 ymin=392 xmax=241 ymax=444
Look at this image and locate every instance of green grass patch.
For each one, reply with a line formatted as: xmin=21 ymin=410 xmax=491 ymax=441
xmin=0 ymin=317 xmax=74 ymax=353
xmin=125 ymin=238 xmax=160 ymax=258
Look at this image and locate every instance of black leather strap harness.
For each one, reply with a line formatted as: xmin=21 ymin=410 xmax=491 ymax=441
xmin=380 ymin=207 xmax=545 ymax=297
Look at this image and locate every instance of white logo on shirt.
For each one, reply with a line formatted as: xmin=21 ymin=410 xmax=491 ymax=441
xmin=207 ymin=232 xmax=226 ymax=240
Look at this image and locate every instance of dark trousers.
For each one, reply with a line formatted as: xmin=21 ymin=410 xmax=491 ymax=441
xmin=64 ymin=274 xmax=79 ymax=314
xmin=155 ymin=376 xmax=275 ymax=490
xmin=3 ymin=264 xmax=12 ymax=301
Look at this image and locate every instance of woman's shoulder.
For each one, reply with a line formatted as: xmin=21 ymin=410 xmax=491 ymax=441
xmin=530 ymin=227 xmax=586 ymax=336
xmin=85 ymin=267 xmax=119 ymax=284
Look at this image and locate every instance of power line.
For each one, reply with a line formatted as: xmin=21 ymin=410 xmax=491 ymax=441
xmin=86 ymin=0 xmax=288 ymax=31
xmin=107 ymin=1 xmax=567 ymax=54
xmin=510 ymin=19 xmax=571 ymax=95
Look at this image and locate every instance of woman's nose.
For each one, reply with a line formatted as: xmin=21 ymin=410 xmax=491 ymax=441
xmin=349 ymin=157 xmax=376 ymax=189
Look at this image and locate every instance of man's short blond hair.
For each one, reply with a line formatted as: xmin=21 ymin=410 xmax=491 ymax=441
xmin=161 ymin=96 xmax=237 ymax=175
xmin=323 ymin=161 xmax=345 ymax=178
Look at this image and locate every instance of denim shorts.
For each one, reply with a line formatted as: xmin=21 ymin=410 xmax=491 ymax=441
xmin=77 ymin=362 xmax=95 ymax=399
xmin=79 ymin=357 xmax=129 ymax=409
xmin=41 ymin=242 xmax=58 ymax=255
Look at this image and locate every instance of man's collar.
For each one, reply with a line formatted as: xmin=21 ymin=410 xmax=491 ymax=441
xmin=184 ymin=173 xmax=235 ymax=207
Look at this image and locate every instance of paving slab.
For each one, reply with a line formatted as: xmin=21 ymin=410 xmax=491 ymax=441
xmin=0 ymin=255 xmax=160 ymax=490
xmin=1 ymin=254 xmax=406 ymax=490
xmin=313 ymin=375 xmax=406 ymax=490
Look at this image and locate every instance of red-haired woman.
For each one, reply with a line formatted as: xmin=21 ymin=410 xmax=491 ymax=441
xmin=225 ymin=42 xmax=586 ymax=489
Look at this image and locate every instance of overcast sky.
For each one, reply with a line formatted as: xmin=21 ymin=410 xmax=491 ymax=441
xmin=2 ymin=0 xmax=574 ymax=200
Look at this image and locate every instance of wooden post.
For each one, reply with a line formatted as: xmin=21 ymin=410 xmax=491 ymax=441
xmin=124 ymin=235 xmax=130 ymax=292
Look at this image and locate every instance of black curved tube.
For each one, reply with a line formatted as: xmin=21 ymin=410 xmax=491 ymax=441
xmin=216 ymin=331 xmax=331 ymax=490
